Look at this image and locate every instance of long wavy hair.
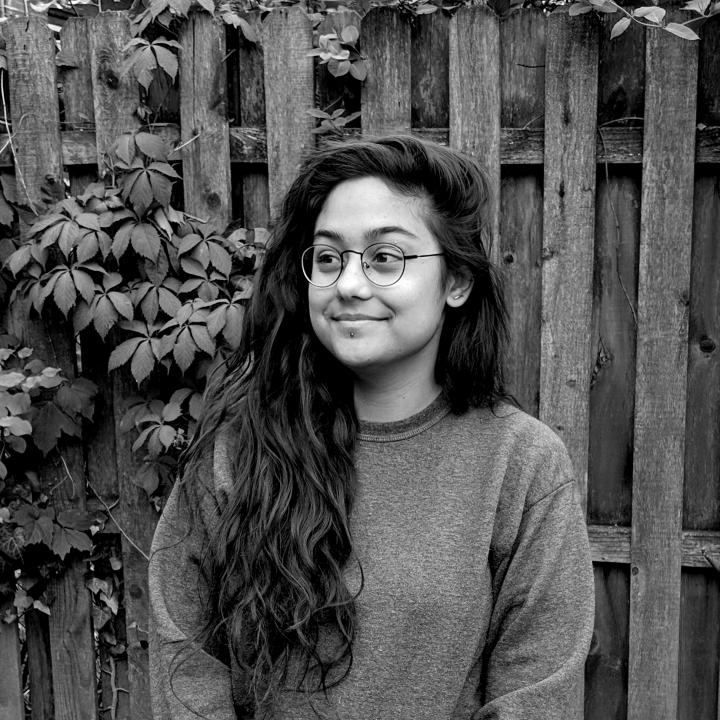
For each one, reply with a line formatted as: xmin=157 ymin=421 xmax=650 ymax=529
xmin=181 ymin=136 xmax=508 ymax=714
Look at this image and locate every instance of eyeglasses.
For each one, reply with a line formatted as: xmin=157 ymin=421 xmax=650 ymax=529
xmin=301 ymin=243 xmax=444 ymax=288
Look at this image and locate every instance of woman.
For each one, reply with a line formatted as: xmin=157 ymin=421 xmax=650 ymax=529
xmin=149 ymin=136 xmax=595 ymax=720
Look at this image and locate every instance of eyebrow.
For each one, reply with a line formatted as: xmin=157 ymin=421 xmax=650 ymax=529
xmin=312 ymin=226 xmax=420 ymax=244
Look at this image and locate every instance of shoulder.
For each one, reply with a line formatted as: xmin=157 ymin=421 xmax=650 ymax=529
xmin=454 ymin=402 xmax=574 ymax=510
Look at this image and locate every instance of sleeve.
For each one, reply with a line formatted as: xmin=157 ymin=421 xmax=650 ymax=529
xmin=478 ymin=445 xmax=595 ymax=719
xmin=148 ymin=449 xmax=237 ymax=720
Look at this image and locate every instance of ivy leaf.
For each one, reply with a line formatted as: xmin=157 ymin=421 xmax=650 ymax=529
xmin=664 ymin=21 xmax=700 ymax=39
xmin=135 ymin=132 xmax=169 ymax=162
xmin=131 ymin=222 xmax=161 ymax=261
xmin=130 ymin=342 xmax=157 ymax=384
xmin=349 ymin=61 xmax=367 ymax=82
xmin=195 ymin=0 xmax=214 ymax=12
xmin=610 ymin=16 xmax=631 ymax=38
xmin=108 ymin=337 xmax=144 ymax=371
xmin=33 ymin=402 xmax=79 ymax=455
xmin=6 ymin=245 xmax=32 ymax=276
xmin=93 ymin=295 xmax=120 ymax=339
xmin=340 ymin=25 xmax=359 ymax=43
xmin=57 ymin=509 xmax=94 ymax=531
xmin=0 ymin=416 xmax=33 ymax=436
xmin=133 ymin=462 xmax=160 ymax=496
xmin=55 ymin=378 xmax=96 ymax=420
xmin=190 ymin=324 xmax=215 ymax=356
xmin=569 ymin=1 xmax=593 ymax=14
xmin=126 ymin=170 xmax=155 ymax=216
xmin=173 ymin=328 xmax=197 ymax=371
xmin=53 ymin=271 xmax=78 ymax=316
xmin=633 ymin=5 xmax=666 ymax=22
xmin=683 ymin=0 xmax=710 ymax=12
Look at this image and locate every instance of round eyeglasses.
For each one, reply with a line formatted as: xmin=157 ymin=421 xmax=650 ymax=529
xmin=301 ymin=243 xmax=444 ymax=288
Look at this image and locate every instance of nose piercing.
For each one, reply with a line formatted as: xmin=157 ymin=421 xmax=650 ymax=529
xmin=349 ymin=331 xmax=355 ymax=338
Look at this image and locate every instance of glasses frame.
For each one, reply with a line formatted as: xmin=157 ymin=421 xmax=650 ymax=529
xmin=301 ymin=243 xmax=445 ymax=288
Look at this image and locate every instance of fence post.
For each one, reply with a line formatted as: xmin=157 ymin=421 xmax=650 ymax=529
xmin=627 ymin=20 xmax=699 ymax=720
xmin=540 ymin=8 xmax=599 ymax=513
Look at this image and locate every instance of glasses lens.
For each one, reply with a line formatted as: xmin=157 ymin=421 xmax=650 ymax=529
xmin=362 ymin=244 xmax=405 ymax=286
xmin=302 ymin=245 xmax=342 ymax=287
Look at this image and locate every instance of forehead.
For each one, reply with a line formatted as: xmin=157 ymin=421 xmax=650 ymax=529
xmin=314 ymin=176 xmax=431 ymax=234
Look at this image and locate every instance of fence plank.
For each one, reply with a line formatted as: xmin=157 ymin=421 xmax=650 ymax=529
xmin=5 ymin=17 xmax=97 ymax=720
xmin=235 ymin=21 xmax=270 ymax=227
xmin=498 ymin=9 xmax=545 ymax=415
xmin=587 ymin=171 xmax=639 ymax=527
xmin=411 ymin=11 xmax=449 ymax=129
xmin=449 ymin=6 xmax=500 ymax=265
xmin=0 ymin=620 xmax=23 ymax=720
xmin=26 ymin=610 xmax=54 ymax=720
xmin=361 ymin=7 xmax=411 ymax=135
xmin=678 ymin=570 xmax=720 ymax=720
xmin=262 ymin=6 xmax=314 ymax=217
xmin=627 ymin=22 xmax=699 ymax=720
xmin=88 ymin=12 xmax=140 ymax=173
xmin=179 ymin=13 xmax=231 ymax=226
xmin=540 ymin=9 xmax=599 ymax=512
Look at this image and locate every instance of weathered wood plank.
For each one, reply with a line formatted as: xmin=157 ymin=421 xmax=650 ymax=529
xmin=588 ymin=170 xmax=639 ymax=527
xmin=3 ymin=125 xmax=720 ymax=168
xmin=585 ymin=565 xmax=629 ymax=720
xmin=0 ymin=620 xmax=23 ymax=720
xmin=449 ymin=6 xmax=500 ymax=265
xmin=588 ymin=525 xmax=720 ymax=570
xmin=262 ymin=6 xmax=314 ymax=217
xmin=628 ymin=22 xmax=699 ymax=719
xmin=88 ymin=13 xmax=140 ymax=173
xmin=25 ymin=610 xmax=54 ymax=720
xmin=684 ymin=169 xmax=720 ymax=533
xmin=498 ymin=9 xmax=546 ymax=415
xmin=411 ymin=10 xmax=449 ymax=129
xmin=6 ymin=17 xmax=97 ymax=720
xmin=360 ymin=7 xmax=411 ymax=136
xmin=678 ymin=570 xmax=720 ymax=720
xmin=235 ymin=20 xmax=270 ymax=227
xmin=179 ymin=13 xmax=232 ymax=226
xmin=540 ymin=8 xmax=599 ymax=512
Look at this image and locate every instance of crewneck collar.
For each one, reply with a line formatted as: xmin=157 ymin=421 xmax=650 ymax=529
xmin=357 ymin=393 xmax=451 ymax=443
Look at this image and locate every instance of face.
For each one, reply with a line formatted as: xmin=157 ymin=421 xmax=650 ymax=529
xmin=307 ymin=176 xmax=469 ymax=383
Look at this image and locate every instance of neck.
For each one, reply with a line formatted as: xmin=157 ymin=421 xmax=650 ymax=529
xmin=353 ymin=368 xmax=442 ymax=423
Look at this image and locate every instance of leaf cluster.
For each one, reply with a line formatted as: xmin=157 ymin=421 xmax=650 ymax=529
xmin=308 ymin=26 xmax=367 ymax=80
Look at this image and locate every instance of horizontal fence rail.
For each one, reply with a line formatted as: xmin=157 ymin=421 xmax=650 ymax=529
xmin=0 ymin=6 xmax=718 ymax=720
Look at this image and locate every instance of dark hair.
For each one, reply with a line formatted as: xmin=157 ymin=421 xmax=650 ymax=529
xmin=182 ymin=135 xmax=507 ymax=712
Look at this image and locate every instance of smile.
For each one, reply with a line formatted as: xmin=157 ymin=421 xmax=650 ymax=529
xmin=332 ymin=314 xmax=387 ymax=322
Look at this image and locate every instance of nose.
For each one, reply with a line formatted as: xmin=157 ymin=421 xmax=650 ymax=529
xmin=335 ymin=250 xmax=372 ymax=298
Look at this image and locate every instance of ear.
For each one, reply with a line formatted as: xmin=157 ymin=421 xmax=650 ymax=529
xmin=445 ymin=271 xmax=474 ymax=308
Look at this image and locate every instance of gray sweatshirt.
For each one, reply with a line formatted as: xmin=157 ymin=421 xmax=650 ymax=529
xmin=149 ymin=396 xmax=595 ymax=719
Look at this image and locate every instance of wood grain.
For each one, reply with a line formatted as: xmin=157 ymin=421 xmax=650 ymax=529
xmin=25 ymin=610 xmax=54 ymax=720
xmin=6 ymin=18 xmax=97 ymax=720
xmin=588 ymin=171 xmax=639 ymax=527
xmin=262 ymin=6 xmax=314 ymax=218
xmin=628 ymin=21 xmax=699 ymax=720
xmin=0 ymin=620 xmax=23 ymax=720
xmin=235 ymin=19 xmax=270 ymax=227
xmin=499 ymin=10 xmax=546 ymax=416
xmin=88 ymin=12 xmax=140 ymax=174
xmin=411 ymin=11 xmax=449 ymax=129
xmin=585 ymin=565 xmax=629 ymax=720
xmin=540 ymin=8 xmax=599 ymax=512
xmin=179 ymin=13 xmax=232 ymax=226
xmin=449 ymin=6 xmax=501 ymax=265
xmin=360 ymin=7 xmax=411 ymax=135
xmin=678 ymin=570 xmax=720 ymax=720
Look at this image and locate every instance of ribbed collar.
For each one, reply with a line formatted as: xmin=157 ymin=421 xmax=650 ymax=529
xmin=357 ymin=393 xmax=451 ymax=443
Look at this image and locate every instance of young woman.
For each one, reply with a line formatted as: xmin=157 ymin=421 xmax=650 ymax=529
xmin=149 ymin=136 xmax=595 ymax=720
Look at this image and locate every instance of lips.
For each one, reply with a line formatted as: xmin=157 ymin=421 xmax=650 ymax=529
xmin=333 ymin=314 xmax=386 ymax=321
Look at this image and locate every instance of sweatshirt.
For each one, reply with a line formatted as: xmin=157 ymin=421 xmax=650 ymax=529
xmin=148 ymin=396 xmax=595 ymax=720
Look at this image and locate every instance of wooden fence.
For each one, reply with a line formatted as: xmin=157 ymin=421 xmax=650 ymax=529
xmin=0 ymin=5 xmax=718 ymax=720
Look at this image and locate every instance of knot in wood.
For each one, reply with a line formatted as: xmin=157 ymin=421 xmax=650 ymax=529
xmin=207 ymin=192 xmax=221 ymax=209
xmin=699 ymin=336 xmax=716 ymax=354
xmin=96 ymin=48 xmax=119 ymax=89
xmin=503 ymin=252 xmax=514 ymax=264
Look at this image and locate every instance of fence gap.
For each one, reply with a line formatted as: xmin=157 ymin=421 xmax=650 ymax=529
xmin=0 ymin=620 xmax=23 ymax=720
xmin=627 ymin=20 xmax=699 ymax=720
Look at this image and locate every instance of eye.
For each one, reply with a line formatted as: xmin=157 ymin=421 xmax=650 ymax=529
xmin=315 ymin=248 xmax=341 ymax=267
xmin=367 ymin=244 xmax=403 ymax=265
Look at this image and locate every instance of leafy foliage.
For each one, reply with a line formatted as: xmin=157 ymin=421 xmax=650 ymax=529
xmin=308 ymin=26 xmax=367 ymax=81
